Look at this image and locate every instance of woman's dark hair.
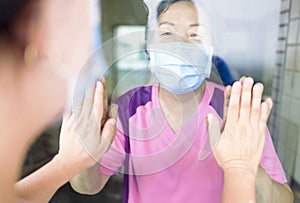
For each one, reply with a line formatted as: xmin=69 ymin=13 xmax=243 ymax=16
xmin=156 ymin=0 xmax=194 ymax=19
xmin=0 ymin=0 xmax=29 ymax=33
xmin=144 ymin=0 xmax=194 ymax=59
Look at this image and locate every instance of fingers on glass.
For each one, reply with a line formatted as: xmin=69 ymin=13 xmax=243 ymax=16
xmin=259 ymin=98 xmax=273 ymax=132
xmin=222 ymin=85 xmax=232 ymax=131
xmin=226 ymin=81 xmax=241 ymax=124
xmin=250 ymin=83 xmax=264 ymax=125
xmin=101 ymin=118 xmax=117 ymax=146
xmin=93 ymin=81 xmax=104 ymax=127
xmin=224 ymin=85 xmax=232 ymax=110
xmin=239 ymin=77 xmax=254 ymax=123
xmin=82 ymin=84 xmax=96 ymax=118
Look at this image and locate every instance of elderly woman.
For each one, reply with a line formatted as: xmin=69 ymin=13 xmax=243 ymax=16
xmin=70 ymin=0 xmax=293 ymax=202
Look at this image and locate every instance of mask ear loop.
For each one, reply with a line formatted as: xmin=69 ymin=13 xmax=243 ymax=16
xmin=144 ymin=25 xmax=151 ymax=61
xmin=145 ymin=27 xmax=158 ymax=87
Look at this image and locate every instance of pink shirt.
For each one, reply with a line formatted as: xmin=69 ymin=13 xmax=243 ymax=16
xmin=100 ymin=81 xmax=287 ymax=203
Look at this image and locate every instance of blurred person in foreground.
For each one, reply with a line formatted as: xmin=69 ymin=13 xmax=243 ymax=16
xmin=0 ymin=0 xmax=116 ymax=202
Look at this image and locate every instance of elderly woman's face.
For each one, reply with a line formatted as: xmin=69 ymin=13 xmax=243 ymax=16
xmin=154 ymin=1 xmax=212 ymax=45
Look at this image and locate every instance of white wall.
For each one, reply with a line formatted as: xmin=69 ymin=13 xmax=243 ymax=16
xmin=272 ymin=0 xmax=300 ymax=183
xmin=201 ymin=0 xmax=281 ymax=88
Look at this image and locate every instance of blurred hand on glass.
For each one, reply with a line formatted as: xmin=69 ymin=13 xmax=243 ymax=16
xmin=55 ymin=80 xmax=117 ymax=174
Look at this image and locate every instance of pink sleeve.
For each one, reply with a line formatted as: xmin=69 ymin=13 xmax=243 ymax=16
xmin=260 ymin=128 xmax=287 ymax=184
xmin=100 ymin=118 xmax=126 ymax=176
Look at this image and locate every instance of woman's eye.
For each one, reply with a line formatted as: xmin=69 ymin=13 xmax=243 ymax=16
xmin=161 ymin=32 xmax=173 ymax=36
xmin=190 ymin=33 xmax=203 ymax=43
xmin=190 ymin=33 xmax=201 ymax=38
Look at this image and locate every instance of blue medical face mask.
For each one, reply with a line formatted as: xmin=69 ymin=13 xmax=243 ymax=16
xmin=148 ymin=42 xmax=214 ymax=94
